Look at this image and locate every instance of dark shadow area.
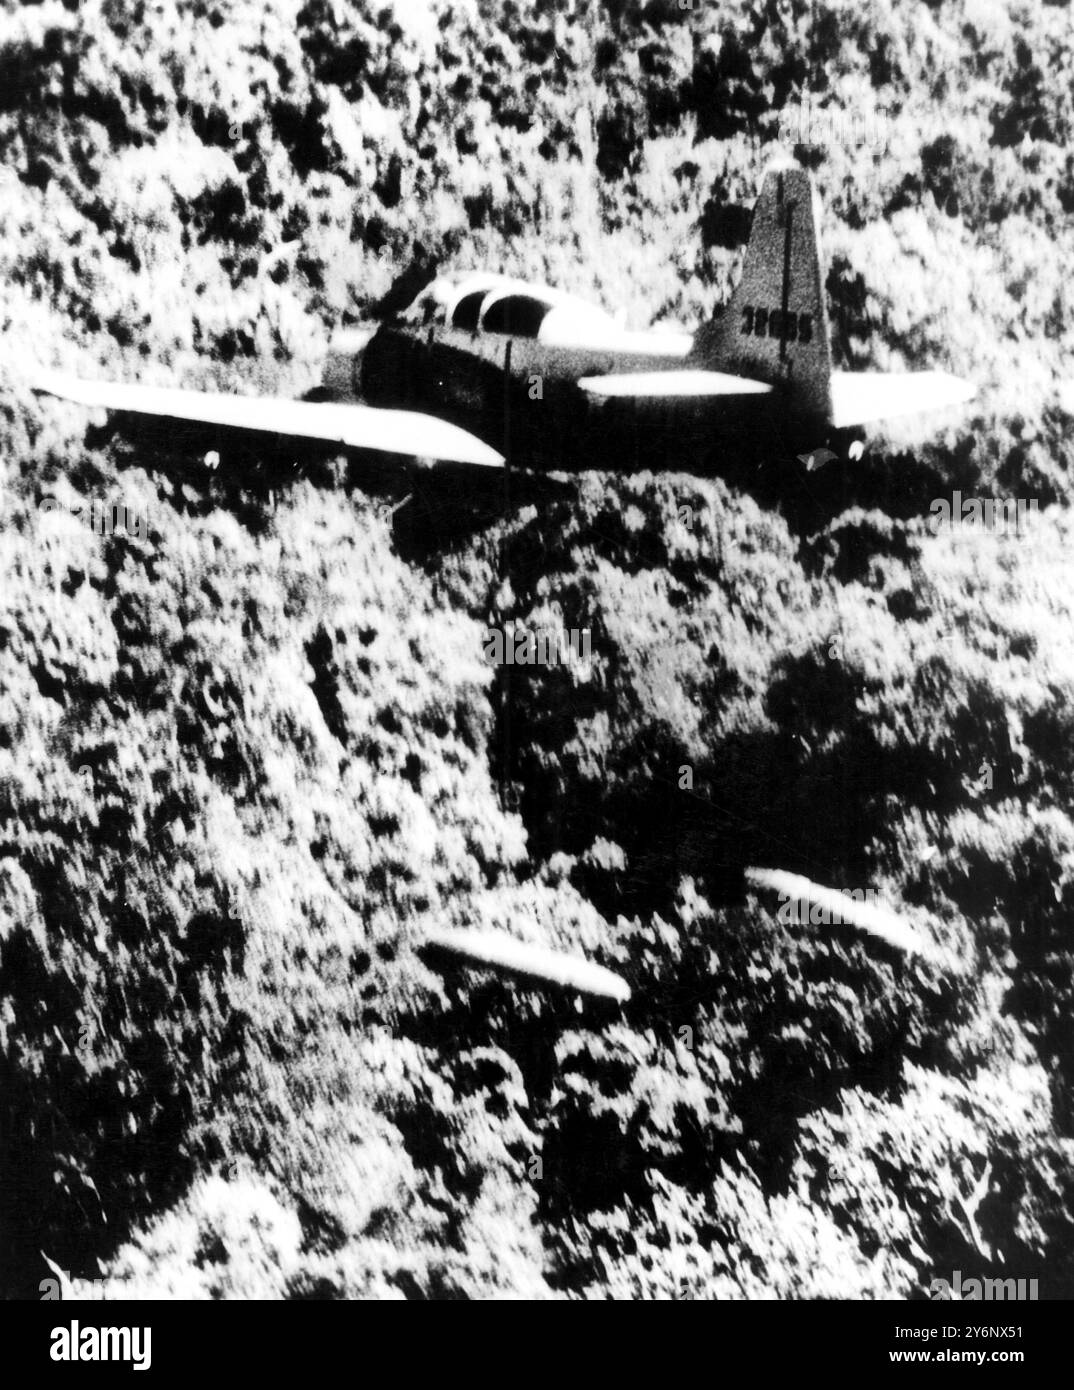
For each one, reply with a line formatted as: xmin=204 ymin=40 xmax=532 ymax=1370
xmin=388 ymin=463 xmax=576 ymax=565
xmin=0 ymin=840 xmax=249 ymax=1298
xmin=73 ymin=386 xmax=981 ymax=566
xmin=78 ymin=412 xmax=580 ymax=559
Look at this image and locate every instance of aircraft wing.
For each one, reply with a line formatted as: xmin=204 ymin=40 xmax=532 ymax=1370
xmin=578 ymin=369 xmax=773 ymax=399
xmin=31 ymin=369 xmax=504 ymax=469
xmin=830 ymin=370 xmax=975 ymax=430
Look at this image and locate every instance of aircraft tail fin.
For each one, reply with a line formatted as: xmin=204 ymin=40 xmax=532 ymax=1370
xmin=694 ymin=164 xmax=834 ymax=425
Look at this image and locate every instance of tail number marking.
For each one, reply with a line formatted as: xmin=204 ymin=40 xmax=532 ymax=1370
xmin=740 ymin=307 xmax=812 ymax=343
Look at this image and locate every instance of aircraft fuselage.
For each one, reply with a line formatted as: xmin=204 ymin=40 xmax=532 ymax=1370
xmin=332 ymin=323 xmax=794 ymax=472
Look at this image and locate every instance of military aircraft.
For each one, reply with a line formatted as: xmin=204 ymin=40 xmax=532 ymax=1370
xmin=32 ymin=163 xmax=974 ymax=476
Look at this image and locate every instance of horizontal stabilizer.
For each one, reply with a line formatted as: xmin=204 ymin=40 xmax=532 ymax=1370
xmin=423 ymin=927 xmax=630 ymax=1002
xmin=745 ymin=866 xmax=946 ymax=964
xmin=579 ymin=369 xmax=772 ymax=400
xmin=830 ymin=370 xmax=975 ymax=430
xmin=31 ymin=369 xmax=504 ymax=468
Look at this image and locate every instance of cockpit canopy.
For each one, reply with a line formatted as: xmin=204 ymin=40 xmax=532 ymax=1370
xmin=401 ymin=274 xmax=693 ymax=356
xmin=407 ymin=274 xmax=614 ymax=336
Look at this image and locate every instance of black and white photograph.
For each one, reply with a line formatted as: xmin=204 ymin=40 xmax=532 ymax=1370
xmin=0 ymin=0 xmax=1072 ymax=1335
